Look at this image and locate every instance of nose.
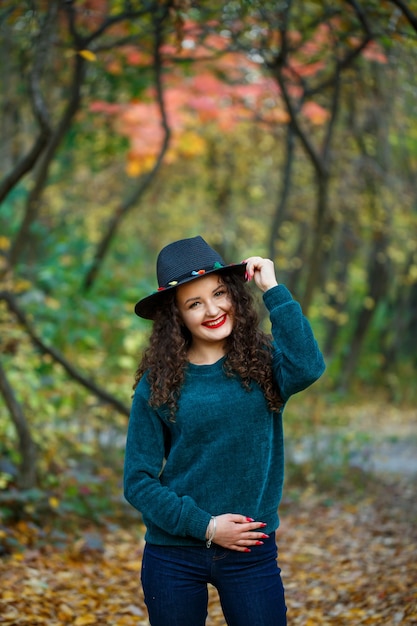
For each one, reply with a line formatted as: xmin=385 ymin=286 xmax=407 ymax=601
xmin=205 ymin=299 xmax=220 ymax=317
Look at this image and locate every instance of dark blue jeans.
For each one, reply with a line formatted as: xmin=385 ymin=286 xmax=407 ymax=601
xmin=141 ymin=533 xmax=287 ymax=626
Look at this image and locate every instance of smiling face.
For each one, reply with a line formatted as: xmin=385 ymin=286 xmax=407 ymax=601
xmin=176 ymin=273 xmax=234 ymax=358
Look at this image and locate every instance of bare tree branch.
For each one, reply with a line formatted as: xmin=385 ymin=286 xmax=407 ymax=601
xmin=6 ymin=0 xmax=161 ymax=262
xmin=0 ymin=291 xmax=130 ymax=416
xmin=322 ymin=66 xmax=341 ymax=167
xmin=64 ymin=0 xmax=154 ymax=46
xmin=271 ymin=68 xmax=325 ymax=177
xmin=82 ymin=4 xmax=172 ymax=291
xmin=388 ymin=0 xmax=417 ymax=32
xmin=268 ymin=122 xmax=296 ymax=260
xmin=0 ymin=2 xmax=56 ymax=205
xmin=304 ymin=32 xmax=372 ymax=98
xmin=0 ymin=360 xmax=37 ymax=489
xmin=9 ymin=9 xmax=87 ymax=267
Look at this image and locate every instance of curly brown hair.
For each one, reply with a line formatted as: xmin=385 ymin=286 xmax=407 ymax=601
xmin=134 ymin=272 xmax=283 ymax=420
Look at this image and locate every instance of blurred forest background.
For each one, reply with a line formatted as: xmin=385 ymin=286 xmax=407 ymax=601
xmin=0 ymin=0 xmax=417 ymax=626
xmin=0 ymin=2 xmax=416 ymax=621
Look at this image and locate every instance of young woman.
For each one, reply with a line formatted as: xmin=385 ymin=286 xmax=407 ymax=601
xmin=124 ymin=235 xmax=325 ymax=626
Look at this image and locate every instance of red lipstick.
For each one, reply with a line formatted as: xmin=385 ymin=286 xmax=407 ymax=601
xmin=202 ymin=314 xmax=227 ymax=329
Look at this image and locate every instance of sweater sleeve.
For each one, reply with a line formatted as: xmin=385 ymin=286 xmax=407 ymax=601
xmin=123 ymin=379 xmax=211 ymax=541
xmin=263 ymin=284 xmax=326 ymax=402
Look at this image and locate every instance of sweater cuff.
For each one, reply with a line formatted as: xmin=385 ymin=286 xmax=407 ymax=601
xmin=182 ymin=497 xmax=212 ymax=541
xmin=262 ymin=284 xmax=293 ymax=310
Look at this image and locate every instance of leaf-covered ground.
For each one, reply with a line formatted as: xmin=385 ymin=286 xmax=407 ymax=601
xmin=1 ymin=476 xmax=416 ymax=626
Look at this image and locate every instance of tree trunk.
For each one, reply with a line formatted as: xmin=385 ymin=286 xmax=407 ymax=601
xmin=382 ymin=273 xmax=417 ymax=370
xmin=9 ymin=51 xmax=86 ymax=266
xmin=0 ymin=361 xmax=37 ymax=489
xmin=323 ymin=222 xmax=357 ymax=357
xmin=286 ymin=221 xmax=310 ymax=296
xmin=340 ymin=230 xmax=390 ymax=389
xmin=300 ymin=176 xmax=332 ymax=313
xmin=268 ymin=123 xmax=296 ymax=261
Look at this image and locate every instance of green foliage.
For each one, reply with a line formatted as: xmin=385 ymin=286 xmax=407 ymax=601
xmin=0 ymin=444 xmax=130 ymax=530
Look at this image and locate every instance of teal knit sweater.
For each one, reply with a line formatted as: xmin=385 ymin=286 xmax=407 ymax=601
xmin=124 ymin=284 xmax=325 ymax=546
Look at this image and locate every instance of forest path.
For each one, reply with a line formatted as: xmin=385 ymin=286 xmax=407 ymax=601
xmin=1 ymin=402 xmax=416 ymax=625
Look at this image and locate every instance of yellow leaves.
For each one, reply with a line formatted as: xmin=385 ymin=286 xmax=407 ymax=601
xmin=45 ymin=296 xmax=61 ymax=310
xmin=363 ymin=296 xmax=375 ymax=310
xmin=123 ymin=334 xmax=143 ymax=355
xmin=57 ymin=602 xmax=75 ymax=621
xmin=66 ymin=49 xmax=97 ymax=62
xmin=126 ymin=154 xmax=156 ymax=177
xmin=48 ymin=496 xmax=60 ymax=509
xmin=2 ymin=589 xmax=15 ymax=601
xmin=13 ymin=278 xmax=32 ymax=293
xmin=177 ymin=130 xmax=206 ymax=158
xmin=407 ymin=263 xmax=417 ymax=284
xmin=322 ymin=304 xmax=348 ymax=325
xmin=124 ymin=559 xmax=141 ymax=572
xmin=277 ymin=488 xmax=417 ymax=625
xmin=248 ymin=184 xmax=265 ymax=201
xmin=1 ymin=493 xmax=416 ymax=626
xmin=125 ymin=130 xmax=208 ymax=176
xmin=0 ymin=527 xmax=149 ymax=625
xmin=109 ymin=0 xmax=127 ymax=17
xmin=74 ymin=614 xmax=97 ymax=626
xmin=0 ymin=235 xmax=11 ymax=250
xmin=78 ymin=49 xmax=97 ymax=62
xmin=0 ymin=473 xmax=12 ymax=489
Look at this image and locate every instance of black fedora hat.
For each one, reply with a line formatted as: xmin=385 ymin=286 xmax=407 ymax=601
xmin=135 ymin=236 xmax=247 ymax=319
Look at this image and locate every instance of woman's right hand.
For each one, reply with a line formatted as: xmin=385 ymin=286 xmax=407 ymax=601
xmin=209 ymin=514 xmax=270 ymax=552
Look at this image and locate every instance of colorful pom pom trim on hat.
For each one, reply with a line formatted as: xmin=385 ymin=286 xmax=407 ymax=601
xmin=154 ymin=261 xmax=228 ymax=293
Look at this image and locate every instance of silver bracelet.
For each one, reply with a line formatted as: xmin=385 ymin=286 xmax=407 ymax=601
xmin=206 ymin=516 xmax=216 ymax=548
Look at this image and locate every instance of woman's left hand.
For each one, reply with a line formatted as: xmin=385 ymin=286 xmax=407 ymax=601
xmin=244 ymin=256 xmax=278 ymax=293
xmin=209 ymin=514 xmax=269 ymax=552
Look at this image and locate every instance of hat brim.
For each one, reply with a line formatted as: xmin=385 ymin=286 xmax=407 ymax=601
xmin=135 ymin=261 xmax=247 ymax=320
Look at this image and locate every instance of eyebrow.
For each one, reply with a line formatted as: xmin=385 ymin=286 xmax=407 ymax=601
xmin=183 ymin=296 xmax=200 ymax=305
xmin=182 ymin=282 xmax=225 ymax=306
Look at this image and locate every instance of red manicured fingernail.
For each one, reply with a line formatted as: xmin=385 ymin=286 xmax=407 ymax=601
xmin=246 ymin=517 xmax=254 ymax=522
xmin=261 ymin=534 xmax=269 ymax=539
xmin=260 ymin=523 xmax=267 ymax=527
xmin=255 ymin=541 xmax=264 ymax=545
xmin=244 ymin=548 xmax=251 ymax=552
